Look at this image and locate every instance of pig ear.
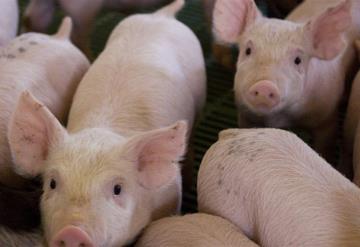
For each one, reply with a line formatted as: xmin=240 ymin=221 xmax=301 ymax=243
xmin=8 ymin=91 xmax=66 ymax=177
xmin=54 ymin=16 xmax=73 ymax=40
xmin=124 ymin=121 xmax=188 ymax=189
xmin=213 ymin=0 xmax=262 ymax=44
xmin=306 ymin=0 xmax=351 ymax=60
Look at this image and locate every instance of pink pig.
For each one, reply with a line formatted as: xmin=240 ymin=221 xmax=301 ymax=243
xmin=0 ymin=0 xmax=18 ymax=46
xmin=136 ymin=213 xmax=259 ymax=247
xmin=198 ymin=128 xmax=360 ymax=246
xmin=213 ymin=0 xmax=360 ymax=162
xmin=8 ymin=0 xmax=206 ymax=246
xmin=0 ymin=17 xmax=89 ymax=188
xmin=23 ymin=0 xmax=173 ymax=56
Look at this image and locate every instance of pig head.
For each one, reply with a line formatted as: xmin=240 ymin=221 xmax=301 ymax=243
xmin=8 ymin=92 xmax=187 ymax=247
xmin=213 ymin=0 xmax=351 ymax=126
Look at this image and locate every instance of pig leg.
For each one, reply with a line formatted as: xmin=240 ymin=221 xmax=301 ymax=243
xmin=312 ymin=115 xmax=338 ymax=166
xmin=23 ymin=0 xmax=56 ymax=33
xmin=59 ymin=0 xmax=102 ymax=58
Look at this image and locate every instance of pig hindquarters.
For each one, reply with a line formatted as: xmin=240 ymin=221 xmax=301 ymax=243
xmin=23 ymin=0 xmax=173 ymax=56
xmin=8 ymin=1 xmax=206 ymax=246
xmin=198 ymin=128 xmax=360 ymax=246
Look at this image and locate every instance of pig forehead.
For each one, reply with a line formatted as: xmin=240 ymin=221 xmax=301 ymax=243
xmin=243 ymin=20 xmax=304 ymax=48
xmin=47 ymin=131 xmax=132 ymax=175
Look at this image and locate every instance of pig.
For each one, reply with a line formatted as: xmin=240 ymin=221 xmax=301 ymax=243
xmin=0 ymin=227 xmax=43 ymax=247
xmin=135 ymin=213 xmax=259 ymax=247
xmin=0 ymin=0 xmax=18 ymax=46
xmin=212 ymin=0 xmax=360 ymax=163
xmin=23 ymin=0 xmax=173 ymax=56
xmin=198 ymin=128 xmax=360 ymax=246
xmin=0 ymin=17 xmax=89 ymax=188
xmin=8 ymin=0 xmax=206 ymax=246
xmin=343 ymin=40 xmax=360 ymax=183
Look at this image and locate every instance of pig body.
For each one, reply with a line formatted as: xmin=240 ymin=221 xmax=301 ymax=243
xmin=135 ymin=213 xmax=259 ymax=247
xmin=213 ymin=0 xmax=360 ymax=161
xmin=24 ymin=0 xmax=173 ymax=56
xmin=0 ymin=0 xmax=18 ymax=46
xmin=0 ymin=18 xmax=89 ymax=188
xmin=198 ymin=128 xmax=360 ymax=247
xmin=8 ymin=1 xmax=206 ymax=246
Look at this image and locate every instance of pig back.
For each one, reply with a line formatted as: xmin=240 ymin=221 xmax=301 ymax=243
xmin=198 ymin=128 xmax=360 ymax=246
xmin=68 ymin=14 xmax=206 ymax=134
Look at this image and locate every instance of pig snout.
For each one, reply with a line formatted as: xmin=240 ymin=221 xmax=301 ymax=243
xmin=51 ymin=226 xmax=94 ymax=247
xmin=245 ymin=80 xmax=280 ymax=111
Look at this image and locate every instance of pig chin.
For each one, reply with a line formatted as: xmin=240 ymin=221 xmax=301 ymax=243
xmin=241 ymin=97 xmax=283 ymax=116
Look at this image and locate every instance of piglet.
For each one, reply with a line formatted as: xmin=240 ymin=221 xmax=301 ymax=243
xmin=0 ymin=0 xmax=18 ymax=46
xmin=0 ymin=17 xmax=89 ymax=188
xmin=8 ymin=0 xmax=206 ymax=246
xmin=136 ymin=213 xmax=259 ymax=247
xmin=198 ymin=128 xmax=360 ymax=246
xmin=213 ymin=0 xmax=360 ymax=163
xmin=23 ymin=0 xmax=173 ymax=56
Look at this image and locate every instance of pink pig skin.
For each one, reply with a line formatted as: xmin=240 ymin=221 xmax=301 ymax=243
xmin=0 ymin=0 xmax=18 ymax=46
xmin=213 ymin=0 xmax=360 ymax=163
xmin=0 ymin=17 xmax=89 ymax=188
xmin=8 ymin=1 xmax=206 ymax=246
xmin=198 ymin=128 xmax=360 ymax=247
xmin=136 ymin=213 xmax=259 ymax=247
xmin=23 ymin=0 xmax=173 ymax=57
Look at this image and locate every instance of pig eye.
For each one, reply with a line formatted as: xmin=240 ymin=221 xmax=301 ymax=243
xmin=294 ymin=56 xmax=302 ymax=65
xmin=113 ymin=184 xmax=122 ymax=195
xmin=245 ymin=47 xmax=252 ymax=56
xmin=50 ymin=179 xmax=57 ymax=190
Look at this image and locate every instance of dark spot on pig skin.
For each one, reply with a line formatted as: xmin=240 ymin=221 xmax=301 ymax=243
xmin=226 ymin=189 xmax=230 ymax=194
xmin=29 ymin=41 xmax=38 ymax=45
xmin=18 ymin=47 xmax=26 ymax=53
xmin=7 ymin=54 xmax=15 ymax=59
xmin=21 ymin=135 xmax=34 ymax=144
xmin=0 ymin=182 xmax=41 ymax=231
xmin=217 ymin=179 xmax=222 ymax=185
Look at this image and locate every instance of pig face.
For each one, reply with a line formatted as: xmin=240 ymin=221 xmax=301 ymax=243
xmin=213 ymin=0 xmax=351 ymax=117
xmin=8 ymin=92 xmax=187 ymax=247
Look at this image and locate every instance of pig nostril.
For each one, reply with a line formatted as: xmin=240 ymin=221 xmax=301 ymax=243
xmin=59 ymin=240 xmax=65 ymax=247
xmin=254 ymin=91 xmax=259 ymax=96
xmin=80 ymin=244 xmax=85 ymax=247
xmin=269 ymin=93 xmax=274 ymax=98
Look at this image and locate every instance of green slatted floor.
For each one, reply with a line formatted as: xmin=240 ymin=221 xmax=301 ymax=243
xmin=16 ymin=0 xmax=269 ymax=213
